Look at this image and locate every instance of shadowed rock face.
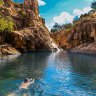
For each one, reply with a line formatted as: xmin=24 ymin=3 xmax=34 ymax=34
xmin=0 ymin=0 xmax=58 ymax=55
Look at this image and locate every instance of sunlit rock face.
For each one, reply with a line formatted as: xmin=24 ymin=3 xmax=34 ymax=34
xmin=0 ymin=0 xmax=58 ymax=55
xmin=68 ymin=16 xmax=96 ymax=47
xmin=51 ymin=12 xmax=96 ymax=53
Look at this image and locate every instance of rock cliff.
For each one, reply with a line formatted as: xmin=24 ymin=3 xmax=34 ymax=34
xmin=51 ymin=12 xmax=96 ymax=54
xmin=68 ymin=14 xmax=96 ymax=48
xmin=0 ymin=0 xmax=58 ymax=55
xmin=51 ymin=30 xmax=71 ymax=49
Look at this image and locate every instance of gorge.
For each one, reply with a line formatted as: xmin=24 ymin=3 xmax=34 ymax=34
xmin=0 ymin=0 xmax=96 ymax=96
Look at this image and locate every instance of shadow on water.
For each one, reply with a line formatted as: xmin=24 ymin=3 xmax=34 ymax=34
xmin=0 ymin=52 xmax=50 ymax=80
xmin=69 ymin=53 xmax=96 ymax=75
xmin=68 ymin=53 xmax=96 ymax=94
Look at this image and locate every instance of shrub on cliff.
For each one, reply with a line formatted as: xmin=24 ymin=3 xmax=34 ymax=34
xmin=0 ymin=0 xmax=4 ymax=6
xmin=91 ymin=0 xmax=96 ymax=10
xmin=0 ymin=18 xmax=14 ymax=32
xmin=18 ymin=10 xmax=26 ymax=18
xmin=51 ymin=23 xmax=61 ymax=32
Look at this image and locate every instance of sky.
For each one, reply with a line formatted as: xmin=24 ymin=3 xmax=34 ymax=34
xmin=13 ymin=0 xmax=93 ymax=29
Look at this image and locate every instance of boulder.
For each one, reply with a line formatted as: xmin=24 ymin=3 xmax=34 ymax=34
xmin=0 ymin=44 xmax=20 ymax=55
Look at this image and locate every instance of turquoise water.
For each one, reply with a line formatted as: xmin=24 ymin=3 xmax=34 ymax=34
xmin=0 ymin=51 xmax=96 ymax=96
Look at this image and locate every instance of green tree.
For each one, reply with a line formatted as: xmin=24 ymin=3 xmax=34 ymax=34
xmin=0 ymin=18 xmax=14 ymax=32
xmin=91 ymin=0 xmax=96 ymax=10
xmin=63 ymin=23 xmax=73 ymax=29
xmin=0 ymin=0 xmax=4 ymax=6
xmin=51 ymin=23 xmax=61 ymax=32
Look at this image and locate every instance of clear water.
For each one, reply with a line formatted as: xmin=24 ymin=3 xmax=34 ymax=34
xmin=0 ymin=51 xmax=96 ymax=96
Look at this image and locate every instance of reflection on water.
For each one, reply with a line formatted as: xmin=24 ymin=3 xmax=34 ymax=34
xmin=0 ymin=51 xmax=96 ymax=96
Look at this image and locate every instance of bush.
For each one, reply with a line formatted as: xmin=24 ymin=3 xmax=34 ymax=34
xmin=0 ymin=18 xmax=14 ymax=32
xmin=0 ymin=0 xmax=4 ymax=6
xmin=91 ymin=0 xmax=96 ymax=10
xmin=18 ymin=10 xmax=26 ymax=18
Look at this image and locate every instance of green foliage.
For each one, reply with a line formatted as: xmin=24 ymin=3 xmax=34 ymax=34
xmin=51 ymin=23 xmax=61 ymax=32
xmin=63 ymin=23 xmax=73 ymax=29
xmin=51 ymin=28 xmax=59 ymax=33
xmin=18 ymin=10 xmax=26 ymax=18
xmin=0 ymin=18 xmax=14 ymax=32
xmin=51 ymin=23 xmax=73 ymax=33
xmin=7 ymin=20 xmax=14 ymax=32
xmin=0 ymin=0 xmax=4 ymax=6
xmin=91 ymin=0 xmax=96 ymax=10
xmin=79 ymin=13 xmax=90 ymax=20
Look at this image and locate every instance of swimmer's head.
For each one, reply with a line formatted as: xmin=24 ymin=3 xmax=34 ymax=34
xmin=24 ymin=78 xmax=29 ymax=83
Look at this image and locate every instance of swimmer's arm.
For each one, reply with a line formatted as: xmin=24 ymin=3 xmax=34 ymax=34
xmin=29 ymin=78 xmax=35 ymax=82
xmin=29 ymin=78 xmax=32 ymax=81
xmin=29 ymin=79 xmax=35 ymax=84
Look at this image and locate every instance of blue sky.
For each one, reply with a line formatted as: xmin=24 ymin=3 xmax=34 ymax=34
xmin=13 ymin=0 xmax=93 ymax=29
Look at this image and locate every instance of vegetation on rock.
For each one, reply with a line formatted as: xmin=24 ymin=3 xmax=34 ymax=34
xmin=91 ymin=0 xmax=96 ymax=10
xmin=0 ymin=0 xmax=4 ymax=6
xmin=0 ymin=17 xmax=14 ymax=32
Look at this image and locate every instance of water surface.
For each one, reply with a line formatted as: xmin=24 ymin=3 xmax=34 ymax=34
xmin=0 ymin=51 xmax=96 ymax=96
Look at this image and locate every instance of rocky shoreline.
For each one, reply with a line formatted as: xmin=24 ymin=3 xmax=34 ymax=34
xmin=71 ymin=42 xmax=96 ymax=55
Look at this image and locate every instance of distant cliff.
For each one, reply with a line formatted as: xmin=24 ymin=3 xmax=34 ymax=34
xmin=51 ymin=12 xmax=96 ymax=54
xmin=0 ymin=0 xmax=58 ymax=55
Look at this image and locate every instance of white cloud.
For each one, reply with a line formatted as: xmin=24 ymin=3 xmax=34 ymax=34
xmin=49 ymin=7 xmax=92 ymax=29
xmin=53 ymin=12 xmax=73 ymax=25
xmin=38 ymin=0 xmax=46 ymax=6
xmin=73 ymin=7 xmax=92 ymax=17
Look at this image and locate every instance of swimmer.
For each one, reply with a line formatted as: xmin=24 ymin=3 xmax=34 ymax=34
xmin=7 ymin=78 xmax=35 ymax=96
xmin=19 ymin=78 xmax=35 ymax=89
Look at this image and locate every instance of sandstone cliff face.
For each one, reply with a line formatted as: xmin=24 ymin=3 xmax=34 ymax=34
xmin=51 ymin=12 xmax=96 ymax=53
xmin=68 ymin=15 xmax=96 ymax=48
xmin=51 ymin=30 xmax=71 ymax=49
xmin=0 ymin=0 xmax=58 ymax=55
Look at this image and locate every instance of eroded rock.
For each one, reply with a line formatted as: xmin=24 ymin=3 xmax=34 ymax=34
xmin=0 ymin=0 xmax=58 ymax=55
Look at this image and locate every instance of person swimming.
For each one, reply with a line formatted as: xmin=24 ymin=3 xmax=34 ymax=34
xmin=7 ymin=78 xmax=35 ymax=96
xmin=19 ymin=78 xmax=35 ymax=89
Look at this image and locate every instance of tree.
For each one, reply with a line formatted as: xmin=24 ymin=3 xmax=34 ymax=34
xmin=73 ymin=16 xmax=79 ymax=23
xmin=0 ymin=18 xmax=14 ymax=32
xmin=0 ymin=0 xmax=4 ymax=6
xmin=91 ymin=0 xmax=96 ymax=10
xmin=63 ymin=23 xmax=73 ymax=29
xmin=53 ymin=23 xmax=61 ymax=29
xmin=51 ymin=23 xmax=61 ymax=32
